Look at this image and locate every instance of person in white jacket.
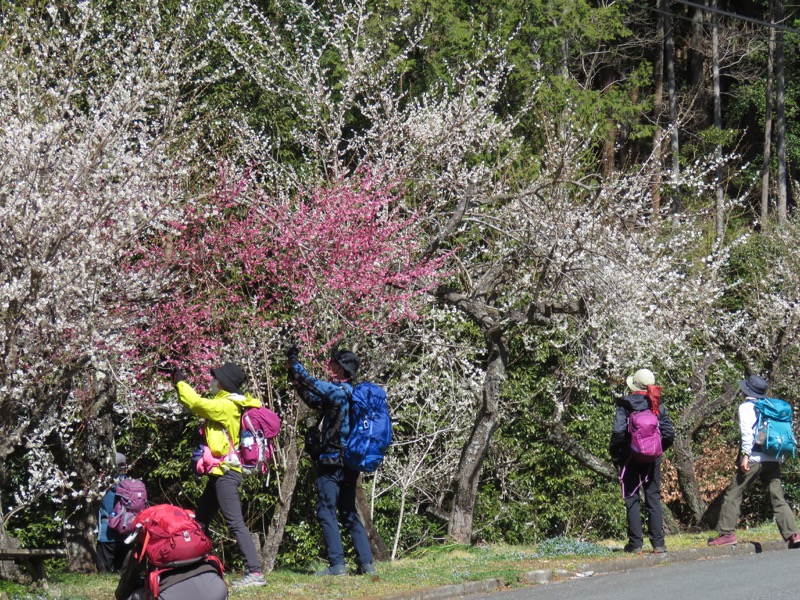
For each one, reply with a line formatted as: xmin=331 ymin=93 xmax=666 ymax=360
xmin=707 ymin=374 xmax=800 ymax=548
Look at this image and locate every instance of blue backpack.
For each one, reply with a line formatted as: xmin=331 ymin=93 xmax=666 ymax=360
xmin=343 ymin=382 xmax=392 ymax=472
xmin=752 ymin=398 xmax=797 ymax=459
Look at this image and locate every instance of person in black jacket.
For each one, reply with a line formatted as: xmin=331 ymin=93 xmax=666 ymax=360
xmin=609 ymin=368 xmax=675 ymax=555
xmin=286 ymin=345 xmax=375 ymax=576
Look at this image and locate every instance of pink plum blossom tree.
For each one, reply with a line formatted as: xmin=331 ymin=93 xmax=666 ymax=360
xmin=121 ymin=168 xmax=449 ymax=568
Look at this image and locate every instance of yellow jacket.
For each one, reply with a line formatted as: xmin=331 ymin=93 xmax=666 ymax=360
xmin=176 ymin=381 xmax=262 ymax=475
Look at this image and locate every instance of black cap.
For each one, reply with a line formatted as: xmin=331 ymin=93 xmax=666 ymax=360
xmin=210 ymin=362 xmax=246 ymax=395
xmin=331 ymin=348 xmax=360 ymax=379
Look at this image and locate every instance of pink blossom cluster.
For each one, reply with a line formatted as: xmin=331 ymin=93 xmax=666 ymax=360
xmin=126 ymin=169 xmax=448 ymax=385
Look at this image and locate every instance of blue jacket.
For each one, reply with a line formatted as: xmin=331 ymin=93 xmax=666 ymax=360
xmin=288 ymin=360 xmax=352 ymax=466
xmin=98 ymin=475 xmax=128 ymax=542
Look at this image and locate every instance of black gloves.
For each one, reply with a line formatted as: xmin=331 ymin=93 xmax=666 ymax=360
xmin=171 ymin=368 xmax=185 ymax=385
xmin=285 ymin=345 xmax=299 ymax=365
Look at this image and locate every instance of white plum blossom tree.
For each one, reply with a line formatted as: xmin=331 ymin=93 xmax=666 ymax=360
xmin=212 ymin=0 xmax=788 ymax=545
xmin=0 ymin=0 xmax=213 ymax=569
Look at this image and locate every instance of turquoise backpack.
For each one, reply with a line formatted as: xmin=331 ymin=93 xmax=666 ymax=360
xmin=752 ymin=398 xmax=797 ymax=459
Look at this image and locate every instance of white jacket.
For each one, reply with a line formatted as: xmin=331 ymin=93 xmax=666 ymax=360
xmin=739 ymin=400 xmax=780 ymax=463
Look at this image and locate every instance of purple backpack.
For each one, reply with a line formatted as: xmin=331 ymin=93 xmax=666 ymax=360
xmin=108 ymin=478 xmax=148 ymax=534
xmin=627 ymin=409 xmax=663 ymax=463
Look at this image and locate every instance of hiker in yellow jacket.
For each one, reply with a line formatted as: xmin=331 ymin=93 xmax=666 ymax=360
xmin=172 ymin=362 xmax=266 ymax=589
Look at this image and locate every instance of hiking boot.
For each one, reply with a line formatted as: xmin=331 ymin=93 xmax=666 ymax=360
xmin=707 ymin=533 xmax=737 ymax=547
xmin=623 ymin=543 xmax=643 ymax=554
xmin=314 ymin=564 xmax=346 ymax=576
xmin=788 ymin=533 xmax=800 ymax=549
xmin=652 ymin=546 xmax=668 ymax=554
xmin=356 ymin=562 xmax=376 ymax=575
xmin=231 ymin=570 xmax=266 ymax=588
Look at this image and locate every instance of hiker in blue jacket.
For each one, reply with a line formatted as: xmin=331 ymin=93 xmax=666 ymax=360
xmin=286 ymin=345 xmax=376 ymax=576
xmin=96 ymin=452 xmax=131 ymax=573
xmin=609 ymin=368 xmax=675 ymax=555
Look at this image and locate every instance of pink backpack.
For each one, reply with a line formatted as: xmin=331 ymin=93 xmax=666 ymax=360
xmin=627 ymin=385 xmax=663 ymax=463
xmin=192 ymin=403 xmax=281 ymax=477
xmin=238 ymin=406 xmax=281 ymax=476
xmin=627 ymin=410 xmax=663 ymax=462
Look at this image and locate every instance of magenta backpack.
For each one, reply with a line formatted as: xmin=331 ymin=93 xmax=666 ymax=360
xmin=627 ymin=409 xmax=663 ymax=463
xmin=108 ymin=478 xmax=148 ymax=534
xmin=238 ymin=406 xmax=281 ymax=476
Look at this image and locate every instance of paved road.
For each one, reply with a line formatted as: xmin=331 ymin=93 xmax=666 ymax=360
xmin=469 ymin=550 xmax=800 ymax=600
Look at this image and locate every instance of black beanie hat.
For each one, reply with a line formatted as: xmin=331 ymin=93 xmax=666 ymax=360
xmin=332 ymin=348 xmax=360 ymax=379
xmin=210 ymin=362 xmax=246 ymax=395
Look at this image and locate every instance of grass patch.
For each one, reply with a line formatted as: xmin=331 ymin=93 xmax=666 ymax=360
xmin=0 ymin=525 xmax=787 ymax=599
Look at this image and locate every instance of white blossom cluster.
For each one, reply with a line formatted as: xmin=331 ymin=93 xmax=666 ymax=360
xmin=442 ymin=111 xmax=753 ymax=413
xmin=213 ymin=0 xmax=517 ymax=208
xmin=714 ymin=222 xmax=800 ymax=399
xmin=205 ymin=0 xmax=763 ymax=536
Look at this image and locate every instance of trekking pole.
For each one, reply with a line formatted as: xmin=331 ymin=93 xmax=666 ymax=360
xmin=124 ymin=524 xmax=142 ymax=545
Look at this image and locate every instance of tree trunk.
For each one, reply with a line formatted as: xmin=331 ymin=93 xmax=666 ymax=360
xmin=688 ymin=3 xmax=705 ymax=90
xmin=63 ymin=371 xmax=117 ymax=572
xmin=65 ymin=502 xmax=100 ymax=573
xmin=0 ymin=508 xmax=23 ymax=582
xmin=761 ymin=0 xmax=776 ymax=225
xmin=447 ymin=334 xmax=504 ymax=543
xmin=663 ymin=0 xmax=681 ymax=222
xmin=712 ymin=0 xmax=724 ymax=244
xmin=775 ymin=0 xmax=787 ymax=222
xmin=356 ymin=476 xmax=390 ymax=561
xmin=651 ymin=8 xmax=665 ymax=221
xmin=258 ymin=428 xmax=300 ymax=573
xmin=670 ymin=355 xmax=741 ymax=526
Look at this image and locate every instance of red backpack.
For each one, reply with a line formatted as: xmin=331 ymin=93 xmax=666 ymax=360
xmin=626 ymin=385 xmax=663 ymax=463
xmin=133 ymin=504 xmax=221 ymax=598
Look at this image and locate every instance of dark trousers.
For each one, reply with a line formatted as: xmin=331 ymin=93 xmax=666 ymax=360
xmin=195 ymin=470 xmax=260 ymax=572
xmin=621 ymin=458 xmax=664 ymax=549
xmin=96 ymin=539 xmax=127 ymax=573
xmin=316 ymin=465 xmax=373 ymax=568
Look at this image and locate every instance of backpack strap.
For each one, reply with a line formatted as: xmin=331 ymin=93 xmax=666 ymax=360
xmin=749 ymin=399 xmax=765 ymax=440
xmin=619 ymin=458 xmax=654 ymax=499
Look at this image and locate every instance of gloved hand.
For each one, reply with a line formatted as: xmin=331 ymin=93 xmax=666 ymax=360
xmin=171 ymin=368 xmax=185 ymax=385
xmin=285 ymin=346 xmax=299 ymax=368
